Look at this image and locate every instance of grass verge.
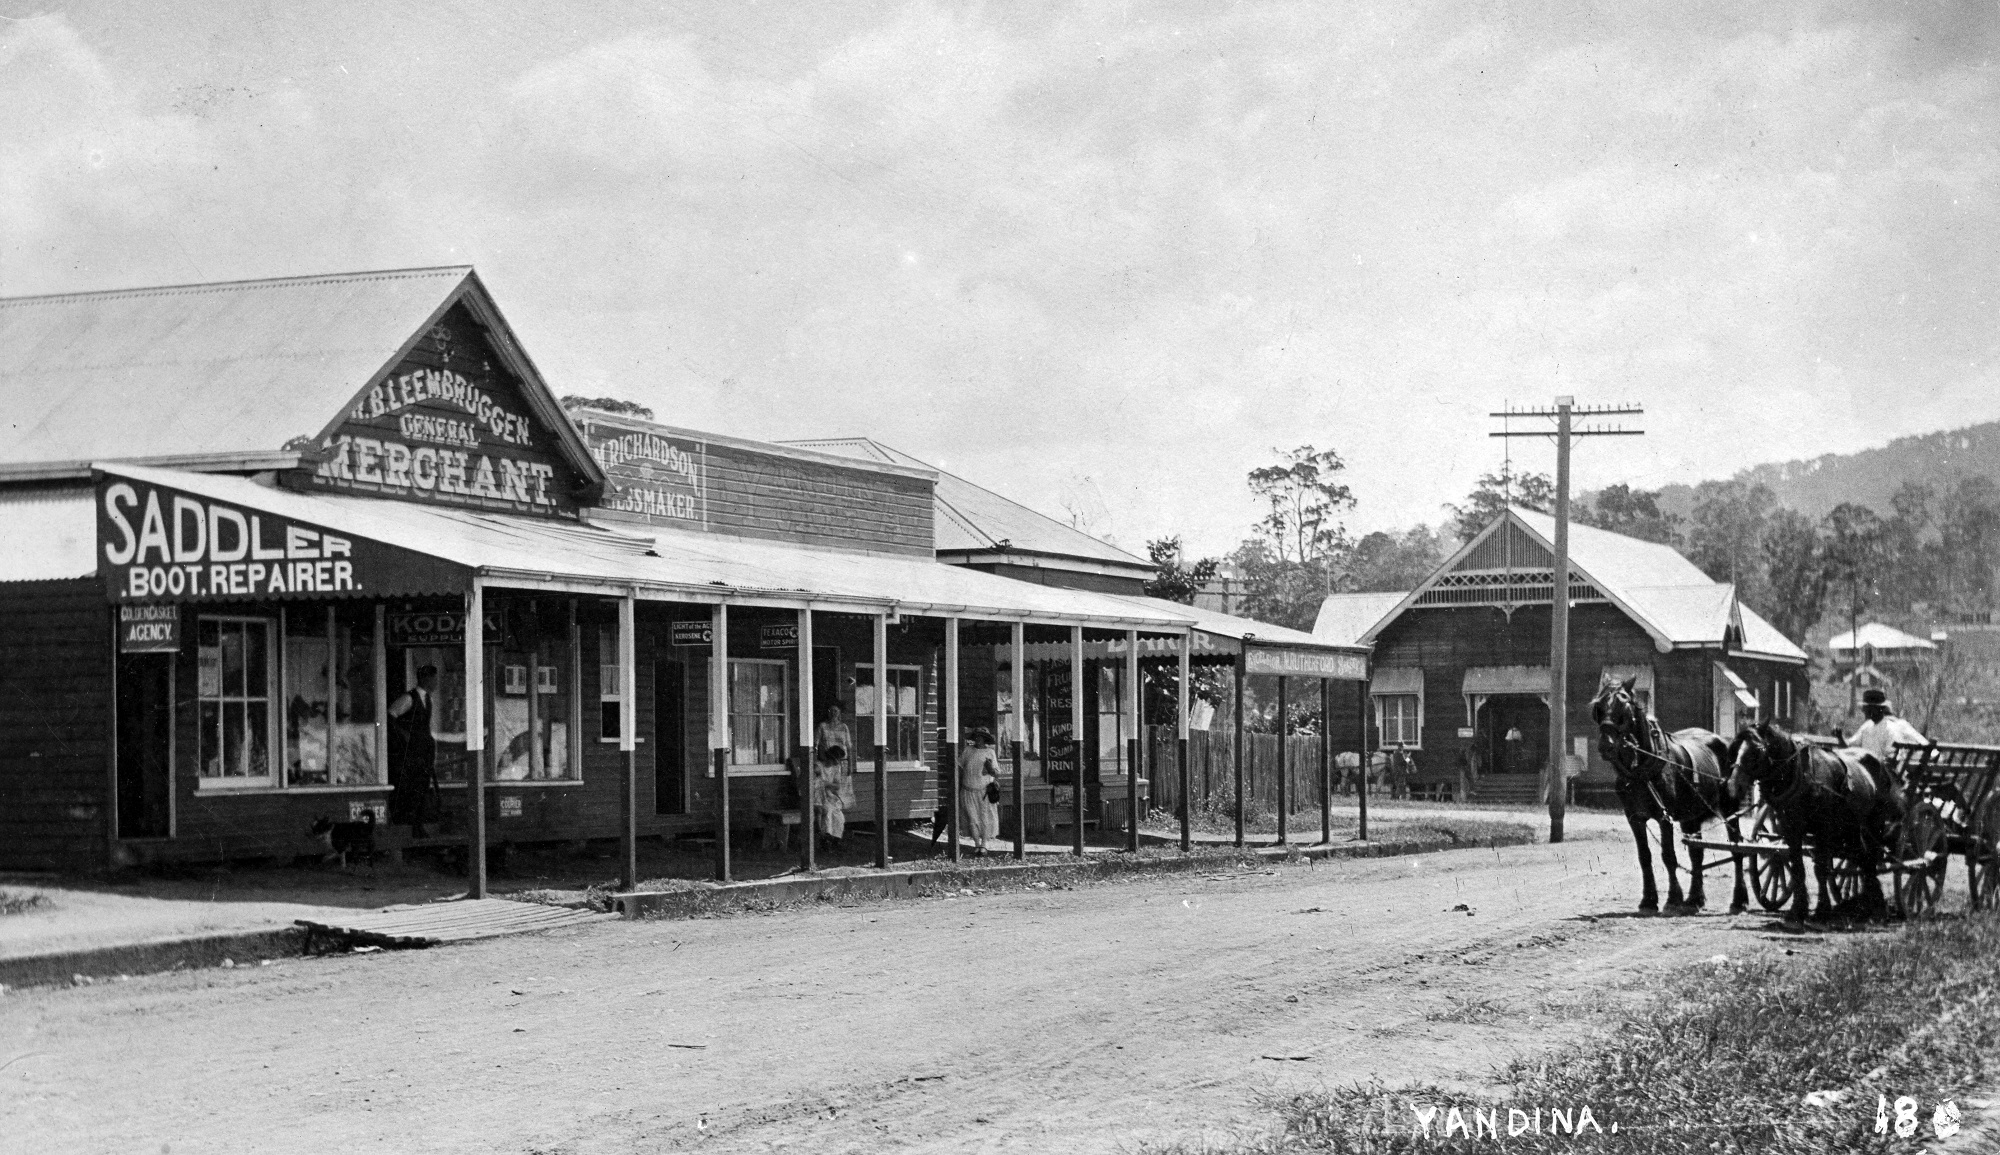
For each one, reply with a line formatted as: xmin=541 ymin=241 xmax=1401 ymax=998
xmin=0 ymin=889 xmax=52 ymax=916
xmin=1147 ymin=911 xmax=2000 ymax=1153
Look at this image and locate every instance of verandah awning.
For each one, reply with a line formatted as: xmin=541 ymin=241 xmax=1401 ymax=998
xmin=86 ymin=462 xmax=1196 ymax=631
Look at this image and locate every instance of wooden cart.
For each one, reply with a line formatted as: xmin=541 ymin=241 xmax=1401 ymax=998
xmin=1886 ymin=741 xmax=2000 ymax=917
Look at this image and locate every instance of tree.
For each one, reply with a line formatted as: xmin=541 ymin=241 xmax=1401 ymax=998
xmin=1822 ymin=503 xmax=1887 ymax=685
xmin=560 ymin=394 xmax=654 ymax=420
xmin=1685 ymin=480 xmax=1777 ymax=607
xmin=1247 ymin=446 xmax=1356 ymax=565
xmin=1346 ymin=525 xmax=1449 ymax=592
xmin=1878 ymin=482 xmax=1938 ymax=612
xmin=1575 ymin=483 xmax=1683 ymax=546
xmin=1937 ymin=477 xmax=2000 ymax=616
xmin=1446 ymin=466 xmax=1554 ymax=541
xmin=1759 ymin=508 xmax=1827 ymax=644
xmin=1143 ymin=537 xmax=1220 ymax=605
xmin=1228 ymin=538 xmax=1331 ymax=632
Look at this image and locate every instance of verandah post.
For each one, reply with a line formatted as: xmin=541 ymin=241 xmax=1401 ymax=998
xmin=1178 ymin=634 xmax=1191 ymax=854
xmin=1356 ymin=677 xmax=1369 ymax=843
xmin=1011 ymin=621 xmax=1026 ymax=861
xmin=1125 ymin=629 xmax=1140 ymax=854
xmin=1320 ymin=678 xmax=1332 ymax=844
xmin=1275 ymin=673 xmax=1288 ymax=845
xmin=797 ymin=606 xmax=816 ymax=873
xmin=944 ymin=615 xmax=960 ymax=863
xmin=465 ymin=581 xmax=487 ymax=900
xmin=618 ymin=593 xmax=637 ymax=890
xmin=874 ymin=612 xmax=890 ymax=869
xmin=1233 ymin=650 xmax=1246 ymax=849
xmin=713 ymin=601 xmax=731 ymax=882
xmin=1070 ymin=624 xmax=1085 ymax=857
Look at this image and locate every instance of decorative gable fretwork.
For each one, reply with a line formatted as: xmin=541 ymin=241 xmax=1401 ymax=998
xmin=1411 ymin=567 xmax=1606 ymax=609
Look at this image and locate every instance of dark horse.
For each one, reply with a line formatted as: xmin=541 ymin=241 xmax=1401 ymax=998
xmin=1728 ymin=721 xmax=1904 ymax=922
xmin=1590 ymin=676 xmax=1748 ymax=913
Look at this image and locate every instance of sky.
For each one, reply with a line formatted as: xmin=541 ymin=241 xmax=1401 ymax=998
xmin=3 ymin=1 xmax=1996 ymax=558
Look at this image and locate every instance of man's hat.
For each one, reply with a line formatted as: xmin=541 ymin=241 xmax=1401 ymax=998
xmin=1861 ymin=688 xmax=1888 ymax=708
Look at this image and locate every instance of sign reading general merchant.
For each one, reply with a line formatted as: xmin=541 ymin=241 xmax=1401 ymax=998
xmin=97 ymin=475 xmax=461 ymax=602
xmin=306 ymin=305 xmax=583 ymax=517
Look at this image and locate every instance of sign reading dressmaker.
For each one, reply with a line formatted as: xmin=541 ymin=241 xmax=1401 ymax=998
xmin=581 ymin=419 xmax=707 ymax=525
xmin=96 ymin=473 xmax=461 ymax=603
xmin=1243 ymin=648 xmax=1369 ymax=681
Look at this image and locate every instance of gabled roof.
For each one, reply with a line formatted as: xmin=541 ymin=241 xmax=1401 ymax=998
xmin=0 ymin=267 xmax=606 ymax=492
xmin=1322 ymin=506 xmax=1807 ymax=663
xmin=1829 ymin=622 xmax=1936 ymax=652
xmin=1313 ymin=592 xmax=1408 ymax=647
xmin=781 ymin=437 xmax=1152 ymax=575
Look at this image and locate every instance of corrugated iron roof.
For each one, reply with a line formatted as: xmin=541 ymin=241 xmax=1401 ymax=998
xmin=782 ymin=437 xmax=1151 ymax=572
xmin=1313 ymin=591 xmax=1409 ymax=648
xmin=1104 ymin=594 xmax=1363 ymax=651
xmin=0 ymin=268 xmax=474 ymax=468
xmin=1829 ymin=622 xmax=1936 ymax=652
xmin=0 ymin=487 xmax=95 ymax=582
xmin=91 ymin=463 xmax=1196 ymax=630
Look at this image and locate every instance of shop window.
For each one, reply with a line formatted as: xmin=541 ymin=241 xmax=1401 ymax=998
xmin=855 ymin=664 xmax=922 ymax=763
xmin=197 ymin=617 xmax=275 ymax=787
xmin=1097 ymin=664 xmax=1127 ymax=773
xmin=995 ymin=662 xmax=1042 ymax=757
xmin=283 ymin=606 xmax=380 ymax=787
xmin=495 ymin=648 xmax=573 ymax=781
xmin=729 ymin=659 xmax=789 ymax=769
xmin=598 ymin=622 xmax=622 ymax=742
xmin=1375 ymin=693 xmax=1421 ymax=748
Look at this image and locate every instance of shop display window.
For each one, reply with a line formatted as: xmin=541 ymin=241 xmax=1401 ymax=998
xmin=1097 ymin=664 xmax=1127 ymax=773
xmin=493 ymin=648 xmax=573 ymax=781
xmin=598 ymin=622 xmax=622 ymax=741
xmin=283 ymin=606 xmax=381 ymax=787
xmin=729 ymin=659 xmax=788 ymax=769
xmin=197 ymin=616 xmax=275 ymax=787
xmin=855 ymin=664 xmax=922 ymax=763
xmin=994 ymin=663 xmax=1043 ymax=758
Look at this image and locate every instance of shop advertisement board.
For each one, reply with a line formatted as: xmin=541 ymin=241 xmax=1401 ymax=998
xmin=582 ymin=420 xmax=707 ymax=525
xmin=671 ymin=620 xmax=713 ymax=647
xmin=1243 ymin=647 xmax=1369 ymax=681
xmin=759 ymin=621 xmax=798 ymax=649
xmin=97 ymin=473 xmax=464 ymax=603
xmin=1043 ymin=661 xmax=1078 ymax=784
xmin=117 ymin=604 xmax=180 ymax=652
xmin=304 ymin=311 xmax=583 ymax=517
xmin=387 ymin=608 xmax=502 ymax=646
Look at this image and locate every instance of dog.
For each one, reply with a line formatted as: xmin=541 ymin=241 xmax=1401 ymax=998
xmin=309 ymin=811 xmax=377 ymax=869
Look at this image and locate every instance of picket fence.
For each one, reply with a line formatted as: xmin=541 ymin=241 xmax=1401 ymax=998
xmin=1140 ymin=725 xmax=1368 ymax=815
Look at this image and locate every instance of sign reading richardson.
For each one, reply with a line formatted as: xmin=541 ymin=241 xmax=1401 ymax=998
xmin=96 ymin=474 xmax=463 ymax=603
xmin=1242 ymin=647 xmax=1369 ymax=681
xmin=304 ymin=307 xmax=582 ymax=517
xmin=118 ymin=604 xmax=180 ymax=653
xmin=579 ymin=419 xmax=707 ymax=525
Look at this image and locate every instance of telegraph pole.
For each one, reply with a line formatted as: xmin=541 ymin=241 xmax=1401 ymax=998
xmin=1491 ymin=397 xmax=1643 ymax=843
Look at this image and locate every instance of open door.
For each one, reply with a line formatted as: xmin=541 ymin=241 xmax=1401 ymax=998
xmin=653 ymin=658 xmax=686 ymax=814
xmin=115 ymin=652 xmax=174 ymax=839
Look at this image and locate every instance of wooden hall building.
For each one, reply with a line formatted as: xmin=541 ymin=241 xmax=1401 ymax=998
xmin=1313 ymin=508 xmax=1808 ymax=805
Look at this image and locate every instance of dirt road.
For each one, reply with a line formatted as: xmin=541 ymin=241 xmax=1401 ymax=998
xmin=1 ymin=830 xmax=1844 ymax=1153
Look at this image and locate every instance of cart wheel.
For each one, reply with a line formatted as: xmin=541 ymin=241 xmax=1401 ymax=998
xmin=1971 ymin=795 xmax=2000 ymax=912
xmin=1748 ymin=812 xmax=1794 ymax=912
xmin=1895 ymin=805 xmax=1949 ymax=918
xmin=1827 ymin=856 xmax=1865 ymax=907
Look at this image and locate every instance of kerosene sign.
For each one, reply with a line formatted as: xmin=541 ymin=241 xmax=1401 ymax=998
xmin=96 ymin=474 xmax=461 ymax=603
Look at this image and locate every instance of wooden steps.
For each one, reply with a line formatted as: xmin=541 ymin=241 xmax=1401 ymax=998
xmin=1471 ymin=776 xmax=1544 ymax=805
xmin=296 ymin=898 xmax=611 ymax=950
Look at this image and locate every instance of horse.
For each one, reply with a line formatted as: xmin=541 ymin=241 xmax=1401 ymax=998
xmin=1727 ymin=721 xmax=1904 ymax=923
xmin=1589 ymin=676 xmax=1749 ymax=913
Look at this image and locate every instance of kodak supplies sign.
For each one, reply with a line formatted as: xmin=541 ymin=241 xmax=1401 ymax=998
xmin=96 ymin=475 xmax=462 ymax=603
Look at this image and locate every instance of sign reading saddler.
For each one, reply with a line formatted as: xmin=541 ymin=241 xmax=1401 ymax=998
xmin=96 ymin=476 xmax=459 ymax=602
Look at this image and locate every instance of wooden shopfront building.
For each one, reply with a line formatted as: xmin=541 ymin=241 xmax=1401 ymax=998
xmin=1313 ymin=507 xmax=1808 ymax=806
xmin=0 ymin=268 xmax=1203 ymax=878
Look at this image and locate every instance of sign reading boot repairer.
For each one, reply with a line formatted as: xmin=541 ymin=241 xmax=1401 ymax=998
xmin=96 ymin=474 xmax=462 ymax=602
xmin=304 ymin=306 xmax=585 ymax=517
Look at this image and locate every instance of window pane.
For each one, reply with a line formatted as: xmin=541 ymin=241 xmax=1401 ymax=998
xmin=285 ymin=634 xmax=330 ymax=786
xmin=244 ymin=619 xmax=269 ymax=701
xmin=223 ymin=700 xmax=245 ymax=776
xmin=333 ymin=613 xmax=378 ymax=785
xmin=222 ymin=623 xmax=245 ymax=699
xmin=246 ymin=697 xmax=271 ymax=779
xmin=199 ymin=700 xmax=221 ymax=777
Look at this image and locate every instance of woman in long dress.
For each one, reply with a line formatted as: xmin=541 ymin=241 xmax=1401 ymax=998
xmin=812 ymin=706 xmax=855 ymax=852
xmin=957 ymin=727 xmax=1001 ymax=855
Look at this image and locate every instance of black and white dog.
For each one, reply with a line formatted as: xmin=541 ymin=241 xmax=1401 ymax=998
xmin=309 ymin=811 xmax=377 ymax=869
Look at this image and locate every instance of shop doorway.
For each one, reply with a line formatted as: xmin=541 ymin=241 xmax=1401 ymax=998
xmin=654 ymin=658 xmax=686 ymax=815
xmin=115 ymin=652 xmax=173 ymax=839
xmin=1479 ymin=695 xmax=1549 ymax=778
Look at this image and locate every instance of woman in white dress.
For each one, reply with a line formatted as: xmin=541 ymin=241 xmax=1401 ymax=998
xmin=957 ymin=727 xmax=1001 ymax=855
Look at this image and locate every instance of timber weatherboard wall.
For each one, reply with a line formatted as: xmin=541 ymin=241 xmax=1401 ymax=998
xmin=0 ymin=578 xmax=111 ymax=871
